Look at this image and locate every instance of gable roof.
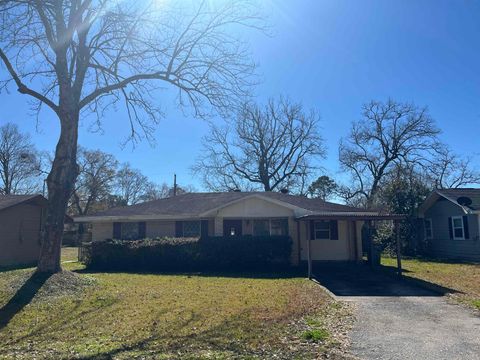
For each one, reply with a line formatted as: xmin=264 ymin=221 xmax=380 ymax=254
xmin=418 ymin=188 xmax=480 ymax=215
xmin=0 ymin=194 xmax=47 ymax=213
xmin=76 ymin=192 xmax=373 ymax=222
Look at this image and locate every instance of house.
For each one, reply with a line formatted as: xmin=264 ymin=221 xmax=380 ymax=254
xmin=0 ymin=194 xmax=46 ymax=267
xmin=76 ymin=192 xmax=403 ymax=268
xmin=418 ymin=188 xmax=480 ymax=262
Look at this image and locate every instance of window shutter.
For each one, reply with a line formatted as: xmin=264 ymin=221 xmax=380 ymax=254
xmin=175 ymin=221 xmax=183 ymax=237
xmin=310 ymin=220 xmax=315 ymax=240
xmin=463 ymin=216 xmax=469 ymax=239
xmin=201 ymin=220 xmax=209 ymax=238
xmin=448 ymin=217 xmax=453 ymax=239
xmin=138 ymin=222 xmax=146 ymax=239
xmin=330 ymin=220 xmax=339 ymax=240
xmin=113 ymin=222 xmax=121 ymax=239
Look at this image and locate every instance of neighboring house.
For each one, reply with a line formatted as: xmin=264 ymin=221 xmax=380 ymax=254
xmin=76 ymin=192 xmax=401 ymax=265
xmin=418 ymin=188 xmax=480 ymax=262
xmin=0 ymin=194 xmax=46 ymax=267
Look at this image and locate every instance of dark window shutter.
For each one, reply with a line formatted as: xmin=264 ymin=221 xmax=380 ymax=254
xmin=175 ymin=221 xmax=183 ymax=237
xmin=330 ymin=220 xmax=339 ymax=240
xmin=138 ymin=222 xmax=146 ymax=239
xmin=201 ymin=220 xmax=209 ymax=238
xmin=310 ymin=220 xmax=315 ymax=240
xmin=113 ymin=222 xmax=121 ymax=239
xmin=448 ymin=217 xmax=453 ymax=239
xmin=463 ymin=216 xmax=469 ymax=239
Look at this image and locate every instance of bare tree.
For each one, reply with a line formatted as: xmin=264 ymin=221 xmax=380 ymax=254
xmin=0 ymin=0 xmax=262 ymax=272
xmin=429 ymin=146 xmax=480 ymax=189
xmin=193 ymin=98 xmax=325 ymax=193
xmin=114 ymin=163 xmax=151 ymax=205
xmin=0 ymin=123 xmax=42 ymax=194
xmin=140 ymin=181 xmax=196 ymax=201
xmin=69 ymin=147 xmax=118 ymax=216
xmin=339 ymin=99 xmax=440 ymax=208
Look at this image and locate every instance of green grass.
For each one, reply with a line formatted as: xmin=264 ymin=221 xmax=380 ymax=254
xmin=0 ymin=248 xmax=352 ymax=359
xmin=382 ymin=256 xmax=480 ymax=310
xmin=302 ymin=329 xmax=330 ymax=342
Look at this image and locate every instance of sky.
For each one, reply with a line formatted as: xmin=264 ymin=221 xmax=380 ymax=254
xmin=1 ymin=0 xmax=480 ymax=190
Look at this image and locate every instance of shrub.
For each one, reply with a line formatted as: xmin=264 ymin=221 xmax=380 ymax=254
xmin=82 ymin=235 xmax=292 ymax=272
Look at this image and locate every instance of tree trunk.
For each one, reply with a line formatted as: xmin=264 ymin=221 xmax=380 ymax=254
xmin=37 ymin=113 xmax=79 ymax=273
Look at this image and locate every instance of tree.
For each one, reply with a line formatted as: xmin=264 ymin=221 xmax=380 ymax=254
xmin=194 ymin=98 xmax=325 ymax=193
xmin=114 ymin=163 xmax=151 ymax=205
xmin=375 ymin=164 xmax=431 ymax=255
xmin=0 ymin=0 xmax=261 ymax=272
xmin=429 ymin=146 xmax=480 ymax=189
xmin=69 ymin=147 xmax=118 ymax=216
xmin=0 ymin=123 xmax=42 ymax=194
xmin=307 ymin=175 xmax=338 ymax=201
xmin=339 ymin=99 xmax=440 ymax=208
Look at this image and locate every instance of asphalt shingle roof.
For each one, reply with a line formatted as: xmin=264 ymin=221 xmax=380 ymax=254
xmin=0 ymin=194 xmax=44 ymax=212
xmin=436 ymin=188 xmax=480 ymax=211
xmin=87 ymin=192 xmax=368 ymax=217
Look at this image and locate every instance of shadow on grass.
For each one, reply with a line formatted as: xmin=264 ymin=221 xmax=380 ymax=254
xmin=70 ymin=309 xmax=282 ymax=360
xmin=74 ymin=267 xmax=308 ymax=280
xmin=0 ymin=272 xmax=51 ymax=330
xmin=0 ymin=263 xmax=37 ymax=273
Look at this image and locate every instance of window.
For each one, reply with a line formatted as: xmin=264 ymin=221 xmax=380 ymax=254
xmin=314 ymin=221 xmax=330 ymax=240
xmin=424 ymin=218 xmax=433 ymax=239
xmin=121 ymin=222 xmax=139 ymax=240
xmin=270 ymin=219 xmax=288 ymax=236
xmin=183 ymin=221 xmax=201 ymax=237
xmin=253 ymin=219 xmax=288 ymax=236
xmin=452 ymin=216 xmax=464 ymax=240
xmin=253 ymin=219 xmax=270 ymax=236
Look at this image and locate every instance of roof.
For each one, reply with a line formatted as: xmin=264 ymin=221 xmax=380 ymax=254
xmin=436 ymin=188 xmax=480 ymax=211
xmin=76 ymin=192 xmax=376 ymax=221
xmin=418 ymin=188 xmax=480 ymax=215
xmin=0 ymin=194 xmax=47 ymax=212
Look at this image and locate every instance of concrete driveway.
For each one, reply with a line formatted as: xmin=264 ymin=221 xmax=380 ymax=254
xmin=313 ymin=263 xmax=480 ymax=360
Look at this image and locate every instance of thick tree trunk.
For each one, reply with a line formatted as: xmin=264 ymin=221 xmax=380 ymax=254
xmin=37 ymin=113 xmax=79 ymax=273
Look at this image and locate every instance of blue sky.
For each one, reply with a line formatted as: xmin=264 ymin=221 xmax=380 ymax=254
xmin=1 ymin=0 xmax=479 ymax=190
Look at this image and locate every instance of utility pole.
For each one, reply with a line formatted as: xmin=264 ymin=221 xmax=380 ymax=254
xmin=173 ymin=174 xmax=177 ymax=196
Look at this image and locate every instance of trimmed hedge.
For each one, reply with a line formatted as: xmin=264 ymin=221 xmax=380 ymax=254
xmin=82 ymin=235 xmax=292 ymax=272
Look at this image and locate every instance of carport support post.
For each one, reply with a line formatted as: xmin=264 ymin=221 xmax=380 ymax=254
xmin=395 ymin=220 xmax=402 ymax=277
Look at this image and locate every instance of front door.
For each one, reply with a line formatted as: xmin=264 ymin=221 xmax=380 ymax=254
xmin=223 ymin=219 xmax=243 ymax=236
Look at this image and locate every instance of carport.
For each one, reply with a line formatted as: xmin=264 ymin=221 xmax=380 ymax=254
xmin=296 ymin=213 xmax=406 ymax=279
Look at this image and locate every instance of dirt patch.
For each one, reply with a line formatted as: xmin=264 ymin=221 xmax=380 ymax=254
xmin=2 ymin=270 xmax=96 ymax=304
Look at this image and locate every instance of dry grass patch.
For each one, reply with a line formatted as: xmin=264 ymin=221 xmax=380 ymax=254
xmin=0 ymin=249 xmax=354 ymax=360
xmin=382 ymin=256 xmax=480 ymax=311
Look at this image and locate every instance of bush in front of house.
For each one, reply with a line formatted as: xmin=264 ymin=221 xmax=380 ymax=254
xmin=83 ymin=235 xmax=292 ymax=272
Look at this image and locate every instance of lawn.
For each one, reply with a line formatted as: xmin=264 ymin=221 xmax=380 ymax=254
xmin=382 ymin=256 xmax=480 ymax=311
xmin=0 ymin=247 xmax=353 ymax=360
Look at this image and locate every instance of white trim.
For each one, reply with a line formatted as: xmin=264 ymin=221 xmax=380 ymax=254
xmin=451 ymin=216 xmax=465 ymax=240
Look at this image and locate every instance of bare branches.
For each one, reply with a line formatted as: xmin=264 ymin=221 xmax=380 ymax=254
xmin=339 ymin=99 xmax=440 ymax=207
xmin=0 ymin=0 xmax=263 ymax=143
xmin=429 ymin=146 xmax=480 ymax=189
xmin=0 ymin=122 xmax=43 ymax=195
xmin=193 ymin=97 xmax=325 ymax=193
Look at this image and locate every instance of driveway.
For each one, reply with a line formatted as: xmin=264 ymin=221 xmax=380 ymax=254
xmin=313 ymin=263 xmax=480 ymax=360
